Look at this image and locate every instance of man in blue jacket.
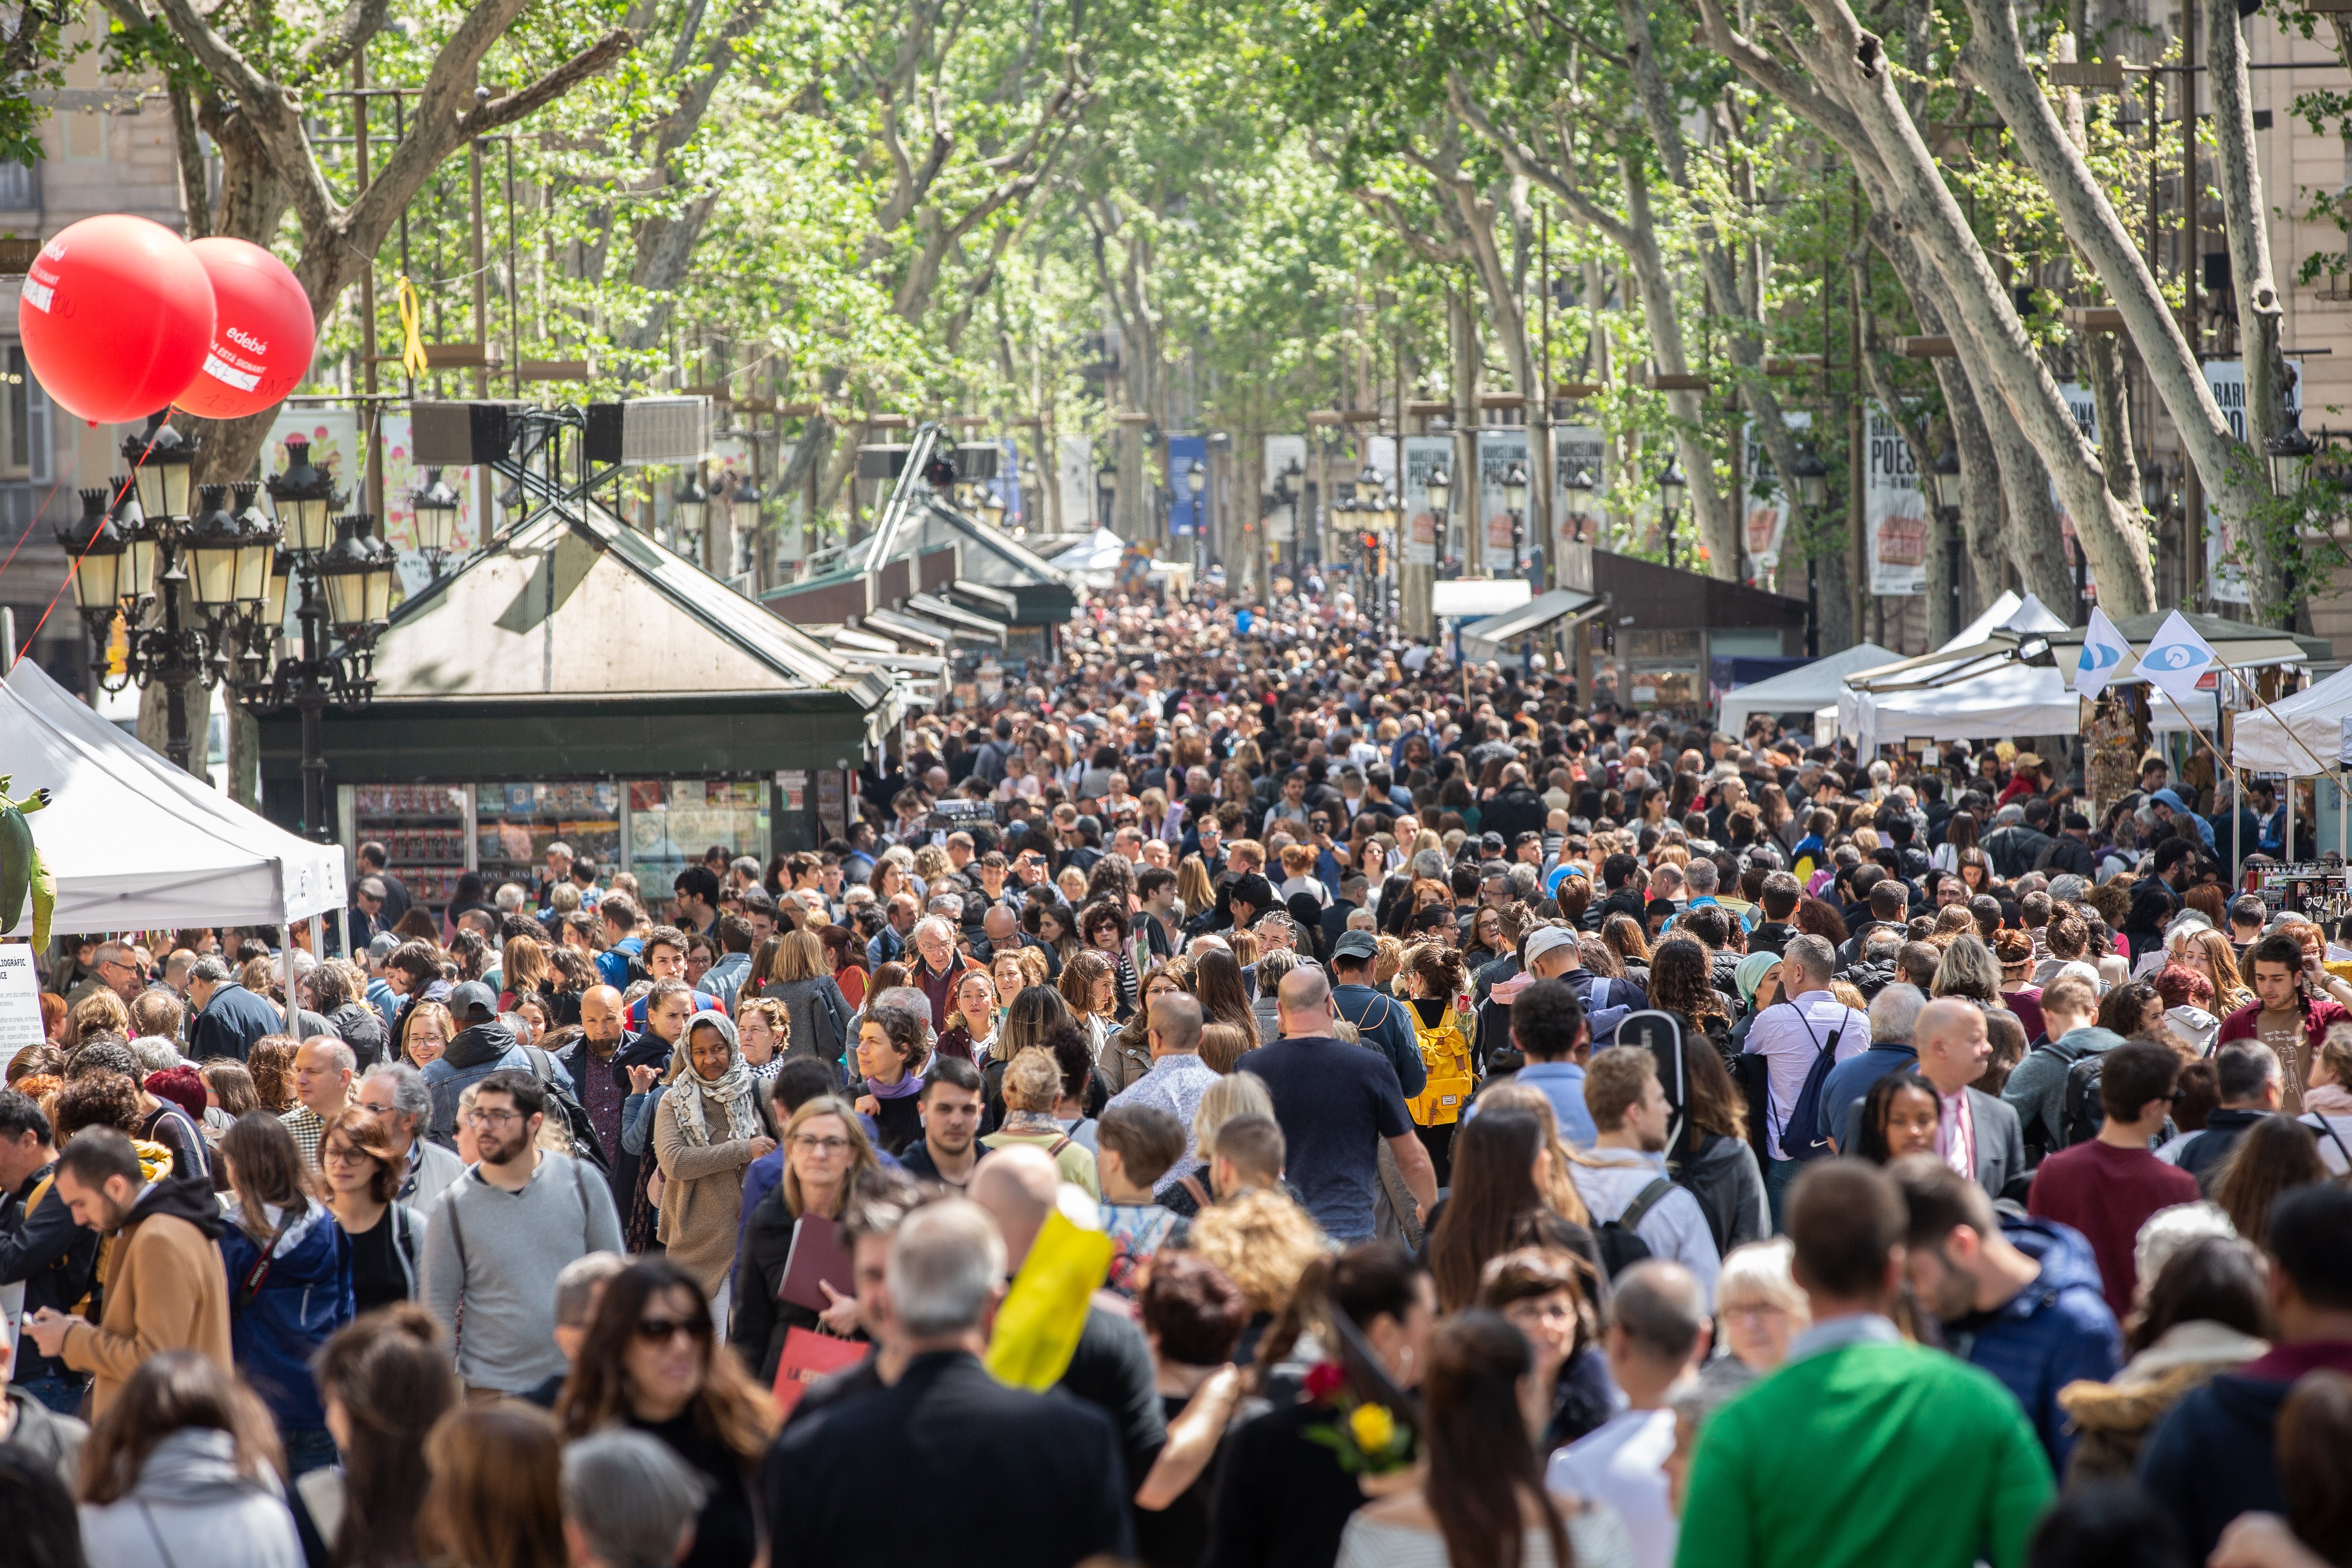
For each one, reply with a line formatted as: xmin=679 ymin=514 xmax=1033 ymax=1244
xmin=186 ymin=955 xmax=288 ymax=1061
xmin=1892 ymin=1156 xmax=2121 ymax=1473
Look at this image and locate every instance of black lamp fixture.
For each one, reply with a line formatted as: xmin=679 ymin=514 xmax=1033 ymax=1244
xmin=1931 ymin=445 xmax=1964 ymax=513
xmin=2266 ymin=419 xmax=2319 ymax=495
xmin=408 ymin=468 xmax=462 ymax=575
xmin=61 ymin=488 xmax=130 ymax=614
xmin=1790 ymin=442 xmax=1829 ymax=508
xmin=265 ymin=437 xmax=340 ymax=555
xmin=123 ymin=415 xmax=198 ymax=522
xmin=1426 ymin=463 xmax=1452 ymax=520
xmin=672 ymin=468 xmax=709 ymax=536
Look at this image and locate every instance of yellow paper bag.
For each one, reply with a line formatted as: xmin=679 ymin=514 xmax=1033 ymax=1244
xmin=984 ymin=1207 xmax=1114 ymax=1391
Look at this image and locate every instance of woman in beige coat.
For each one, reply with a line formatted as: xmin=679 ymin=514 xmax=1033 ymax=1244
xmin=653 ymin=1010 xmax=778 ymax=1302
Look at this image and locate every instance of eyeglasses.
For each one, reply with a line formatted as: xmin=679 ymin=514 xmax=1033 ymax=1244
xmin=632 ymin=1317 xmax=710 ymax=1345
xmin=321 ymin=1146 xmax=371 ymax=1166
xmin=794 ymin=1135 xmax=851 ymax=1154
xmin=461 ymin=1108 xmax=524 ymax=1128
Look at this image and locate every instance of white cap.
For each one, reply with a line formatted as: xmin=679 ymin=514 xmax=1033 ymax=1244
xmin=1523 ymin=926 xmax=1580 ymax=970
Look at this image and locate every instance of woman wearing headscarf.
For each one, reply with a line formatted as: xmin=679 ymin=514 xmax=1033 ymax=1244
xmin=652 ymin=1010 xmax=781 ymax=1301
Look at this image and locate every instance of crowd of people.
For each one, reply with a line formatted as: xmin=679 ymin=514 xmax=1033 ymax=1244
xmin=5 ymin=581 xmax=2352 ymax=1568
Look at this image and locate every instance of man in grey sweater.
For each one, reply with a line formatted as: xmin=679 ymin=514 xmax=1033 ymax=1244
xmin=421 ymin=1070 xmax=624 ymax=1396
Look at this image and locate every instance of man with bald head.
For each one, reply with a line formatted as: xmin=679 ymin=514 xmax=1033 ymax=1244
xmin=1233 ymin=965 xmax=1437 ymax=1240
xmin=1106 ymin=991 xmax=1221 ymax=1196
xmin=558 ymin=983 xmax=670 ymax=1207
xmin=969 ymin=1147 xmax=1166 ymax=1499
xmin=1912 ymin=998 xmax=2028 ymax=1201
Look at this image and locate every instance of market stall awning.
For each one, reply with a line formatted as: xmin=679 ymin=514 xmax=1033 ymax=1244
xmin=1049 ymin=528 xmax=1127 ymax=576
xmin=2234 ymin=662 xmax=2352 ymax=776
xmin=949 ymin=579 xmax=1019 ymax=619
xmin=3 ymin=654 xmax=347 ymax=934
xmin=1846 ymin=592 xmax=2070 ymax=693
xmin=906 ymin=592 xmax=1009 ymax=645
xmin=1461 ymin=588 xmax=1604 ymax=645
xmin=1837 ymin=664 xmax=2079 ymax=754
xmin=1432 ymin=578 xmax=1534 ymax=619
xmin=862 ymin=608 xmax=955 ymax=651
xmin=1715 ymin=642 xmax=1902 ymax=733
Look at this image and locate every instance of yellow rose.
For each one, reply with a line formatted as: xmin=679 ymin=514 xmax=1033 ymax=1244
xmin=1349 ymin=1402 xmax=1397 ymax=1453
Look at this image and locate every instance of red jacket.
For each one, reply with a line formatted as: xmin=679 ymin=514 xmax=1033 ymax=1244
xmin=2216 ymin=993 xmax=2349 ymax=1055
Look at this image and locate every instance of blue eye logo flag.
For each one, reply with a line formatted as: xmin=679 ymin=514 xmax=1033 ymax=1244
xmin=2074 ymin=606 xmax=2131 ymax=701
xmin=2137 ymin=609 xmax=2220 ymax=706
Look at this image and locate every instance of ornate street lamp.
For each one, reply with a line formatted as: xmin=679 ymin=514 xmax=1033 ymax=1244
xmin=265 ymin=437 xmax=340 ymax=555
xmin=408 ymin=468 xmax=462 ymax=576
xmin=672 ymin=469 xmax=709 ymax=538
xmin=1657 ymin=456 xmax=1687 ymax=570
xmin=1791 ymin=442 xmax=1829 ymax=508
xmin=1563 ymin=467 xmax=1596 ymax=543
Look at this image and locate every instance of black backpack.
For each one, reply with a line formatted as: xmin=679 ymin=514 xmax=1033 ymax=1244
xmin=521 ymin=1044 xmax=611 ymax=1174
xmin=2060 ymin=1053 xmax=2108 ymax=1151
xmin=1774 ymin=1004 xmax=1847 ymax=1161
xmin=1594 ymin=1178 xmax=1673 ymax=1279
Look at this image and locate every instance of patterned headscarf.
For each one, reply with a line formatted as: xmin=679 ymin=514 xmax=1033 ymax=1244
xmin=668 ymin=1010 xmax=766 ymax=1147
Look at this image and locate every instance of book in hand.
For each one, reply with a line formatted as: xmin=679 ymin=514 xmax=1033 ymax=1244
xmin=772 ymin=1326 xmax=869 ymax=1417
xmin=778 ymin=1213 xmax=855 ymax=1312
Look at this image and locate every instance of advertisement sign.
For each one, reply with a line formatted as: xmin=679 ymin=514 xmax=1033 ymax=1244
xmin=0 ymin=944 xmax=41 ymax=1071
xmin=1401 ymin=435 xmax=1450 ymax=566
xmin=1166 ymin=433 xmax=1206 ymax=537
xmin=1741 ymin=411 xmax=1810 ymax=583
xmin=1553 ymin=424 xmax=1606 ymax=550
xmin=2203 ymin=359 xmax=2301 ymax=605
xmin=1863 ymin=402 xmax=1927 ymax=596
xmin=1477 ymin=428 xmax=1529 ymax=563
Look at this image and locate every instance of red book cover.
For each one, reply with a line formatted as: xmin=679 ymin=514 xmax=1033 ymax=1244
xmin=779 ymin=1213 xmax=855 ymax=1312
xmin=772 ymin=1327 xmax=869 ymax=1416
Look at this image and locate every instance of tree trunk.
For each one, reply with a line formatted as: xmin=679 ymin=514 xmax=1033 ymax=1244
xmin=2208 ymin=0 xmax=2293 ymax=623
xmin=1616 ymin=158 xmax=1732 ymax=567
xmin=1955 ymin=0 xmax=2258 ymax=593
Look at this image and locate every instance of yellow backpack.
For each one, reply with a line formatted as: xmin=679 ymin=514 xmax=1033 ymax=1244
xmin=1406 ymin=1005 xmax=1476 ymax=1127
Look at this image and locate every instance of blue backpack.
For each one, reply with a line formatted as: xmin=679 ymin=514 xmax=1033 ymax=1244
xmin=1774 ymin=1004 xmax=1849 ymax=1161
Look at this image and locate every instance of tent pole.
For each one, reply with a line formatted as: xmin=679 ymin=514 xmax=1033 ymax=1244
xmin=336 ymin=907 xmax=349 ymax=961
xmin=310 ymin=914 xmax=323 ymax=971
xmin=282 ymin=937 xmax=297 ymax=1031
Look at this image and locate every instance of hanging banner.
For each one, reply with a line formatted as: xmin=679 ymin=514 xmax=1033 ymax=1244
xmin=1165 ymin=432 xmax=1207 ymax=537
xmin=1057 ymin=434 xmax=1094 ymax=535
xmin=369 ymin=410 xmax=480 ymax=600
xmin=1401 ymin=435 xmax=1450 ymax=566
xmin=2204 ymin=359 xmax=2302 ymax=605
xmin=2049 ymin=382 xmax=2100 ymax=601
xmin=1741 ymin=411 xmax=1809 ymax=585
xmin=1863 ymin=402 xmax=1927 ymax=596
xmin=1553 ymin=423 xmax=1606 ymax=551
xmin=1477 ymin=428 xmax=1529 ymax=563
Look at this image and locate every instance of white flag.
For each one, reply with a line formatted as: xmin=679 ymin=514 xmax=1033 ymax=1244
xmin=2137 ymin=609 xmax=2220 ymax=706
xmin=2074 ymin=605 xmax=2131 ymax=701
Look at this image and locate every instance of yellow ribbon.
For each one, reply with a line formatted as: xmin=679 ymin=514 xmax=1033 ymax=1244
xmin=395 ymin=274 xmax=429 ymax=380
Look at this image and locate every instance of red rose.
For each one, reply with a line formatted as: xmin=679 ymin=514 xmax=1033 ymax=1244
xmin=1303 ymin=1361 xmax=1345 ymax=1401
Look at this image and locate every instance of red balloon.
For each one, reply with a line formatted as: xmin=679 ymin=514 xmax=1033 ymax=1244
xmin=16 ymin=214 xmax=215 ymax=425
xmin=174 ymin=237 xmax=317 ymax=420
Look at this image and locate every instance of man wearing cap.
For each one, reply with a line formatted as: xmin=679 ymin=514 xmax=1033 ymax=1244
xmin=421 ymin=982 xmax=539 ymax=1146
xmin=1474 ymin=926 xmax=1594 ymax=1075
xmin=1330 ymin=931 xmax=1428 ymax=1100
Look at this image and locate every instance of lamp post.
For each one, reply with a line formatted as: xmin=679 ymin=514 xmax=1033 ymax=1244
xmin=58 ymin=417 xmax=275 ymax=774
xmin=243 ymin=438 xmax=397 ymax=841
xmin=1186 ymin=458 xmax=1207 ymax=578
xmin=1279 ymin=457 xmax=1305 ymax=574
xmin=1502 ymin=461 xmax=1529 ymax=574
xmin=1562 ymin=467 xmax=1595 ymax=544
xmin=1656 ymin=455 xmax=1687 ymax=571
xmin=1931 ymin=445 xmax=1964 ymax=637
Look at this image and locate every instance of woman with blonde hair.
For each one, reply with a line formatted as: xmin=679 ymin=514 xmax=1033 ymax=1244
xmin=759 ymin=926 xmax=855 ymax=1068
xmin=68 ymin=988 xmax=132 ymax=1048
xmin=2175 ymin=924 xmax=2256 ymax=1015
xmin=1176 ymin=855 xmax=1216 ymax=925
xmin=980 ymin=1047 xmax=1100 ymax=1196
xmin=1189 ymin=1186 xmax=1330 ymax=1324
xmin=1160 ymin=1070 xmax=1279 ymax=1219
xmin=731 ymin=1096 xmax=880 ymax=1379
xmin=399 ymin=1000 xmax=456 ymax=1072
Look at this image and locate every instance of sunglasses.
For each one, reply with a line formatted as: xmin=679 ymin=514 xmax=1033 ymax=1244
xmin=633 ymin=1316 xmax=710 ymax=1345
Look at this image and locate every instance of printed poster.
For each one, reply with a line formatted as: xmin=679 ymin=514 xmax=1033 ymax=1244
xmin=1477 ymin=428 xmax=1530 ymax=563
xmin=1741 ymin=411 xmax=1810 ymax=584
xmin=2203 ymin=359 xmax=2301 ymax=605
xmin=1401 ymin=434 xmax=1451 ymax=566
xmin=1863 ymin=402 xmax=1927 ymax=596
xmin=1553 ymin=424 xmax=1607 ymax=550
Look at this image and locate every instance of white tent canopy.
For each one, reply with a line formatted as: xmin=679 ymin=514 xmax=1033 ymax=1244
xmin=1715 ymin=642 xmax=1901 ymax=734
xmin=0 ymin=655 xmax=347 ymax=937
xmin=1837 ymin=593 xmax=2078 ymax=754
xmin=2233 ymin=662 xmax=2352 ymax=777
xmin=1048 ymin=528 xmax=1127 ymax=578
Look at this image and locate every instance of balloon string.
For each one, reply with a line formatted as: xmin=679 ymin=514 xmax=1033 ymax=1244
xmin=0 ymin=478 xmax=64 ymax=588
xmin=395 ymin=275 xmax=429 ymax=381
xmin=24 ymin=439 xmax=157 ymax=650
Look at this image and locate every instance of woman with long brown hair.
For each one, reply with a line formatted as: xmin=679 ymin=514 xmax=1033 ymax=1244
xmin=1601 ymin=913 xmax=1653 ymax=990
xmin=1335 ymin=1311 xmax=1628 ymax=1568
xmin=420 ymin=1403 xmax=566 ymax=1568
xmin=1676 ymin=1032 xmax=1769 ymax=1256
xmin=559 ymin=1259 xmax=775 ymax=1568
xmin=1646 ymin=936 xmax=1733 ymax=1061
xmin=1191 ymin=947 xmax=1258 ymax=1052
xmin=316 ymin=1107 xmax=423 ymax=1311
xmin=2214 ymin=1114 xmax=2329 ymax=1247
xmin=307 ymin=1304 xmax=459 ymax=1568
xmin=78 ymin=1351 xmax=304 ymax=1568
xmin=1426 ymin=1107 xmax=1560 ymax=1314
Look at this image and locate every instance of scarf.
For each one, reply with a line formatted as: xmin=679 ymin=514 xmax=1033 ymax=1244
xmin=866 ymin=1069 xmax=927 ymax=1101
xmin=669 ymin=1019 xmax=765 ymax=1148
xmin=2304 ymin=1083 xmax=2352 ymax=1118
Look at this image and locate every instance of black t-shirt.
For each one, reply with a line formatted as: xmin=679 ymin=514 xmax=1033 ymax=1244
xmin=632 ymin=1409 xmax=759 ymax=1568
xmin=1134 ymin=1391 xmax=1219 ymax=1568
xmin=346 ymin=1207 xmax=410 ymax=1313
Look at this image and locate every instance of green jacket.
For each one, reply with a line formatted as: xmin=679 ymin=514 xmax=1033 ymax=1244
xmin=1675 ymin=1328 xmax=2053 ymax=1568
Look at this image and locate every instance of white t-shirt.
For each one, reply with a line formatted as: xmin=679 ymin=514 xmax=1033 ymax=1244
xmin=1546 ymin=1409 xmax=1679 ymax=1568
